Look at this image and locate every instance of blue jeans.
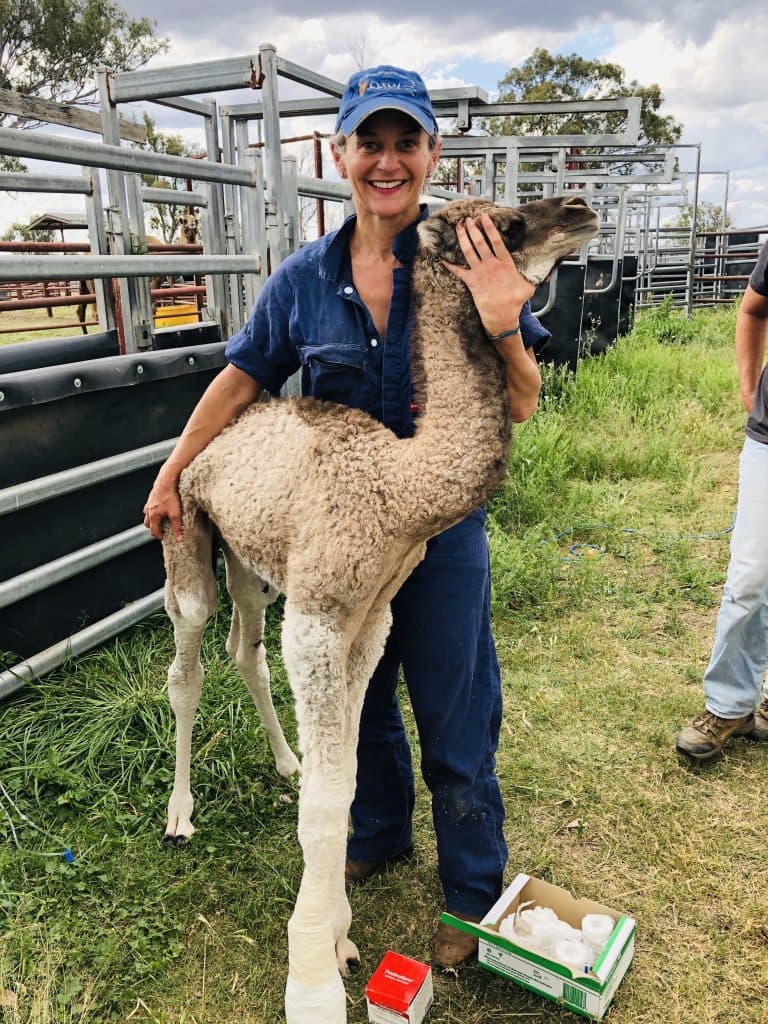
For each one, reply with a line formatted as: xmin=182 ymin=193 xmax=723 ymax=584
xmin=347 ymin=511 xmax=507 ymax=918
xmin=704 ymin=435 xmax=768 ymax=717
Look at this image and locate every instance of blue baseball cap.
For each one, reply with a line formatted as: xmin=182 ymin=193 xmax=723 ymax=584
xmin=335 ymin=65 xmax=438 ymax=137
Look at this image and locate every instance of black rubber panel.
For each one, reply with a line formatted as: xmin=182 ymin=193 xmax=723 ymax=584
xmin=533 ymin=262 xmax=587 ymax=371
xmin=0 ymin=330 xmax=119 ymax=373
xmin=0 ymin=343 xmax=227 ymax=659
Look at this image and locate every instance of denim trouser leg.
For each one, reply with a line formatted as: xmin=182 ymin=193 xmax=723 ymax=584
xmin=348 ymin=512 xmax=507 ymax=918
xmin=703 ymin=435 xmax=768 ymax=717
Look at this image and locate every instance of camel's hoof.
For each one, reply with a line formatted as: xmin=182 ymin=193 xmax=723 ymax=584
xmin=336 ymin=937 xmax=360 ymax=977
xmin=276 ymin=752 xmax=302 ymax=778
xmin=163 ymin=833 xmax=189 ymax=847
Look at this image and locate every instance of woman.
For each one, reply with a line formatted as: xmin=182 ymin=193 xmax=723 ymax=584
xmin=144 ymin=64 xmax=545 ymax=968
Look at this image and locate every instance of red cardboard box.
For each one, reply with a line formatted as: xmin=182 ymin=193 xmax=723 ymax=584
xmin=365 ymin=951 xmax=433 ymax=1024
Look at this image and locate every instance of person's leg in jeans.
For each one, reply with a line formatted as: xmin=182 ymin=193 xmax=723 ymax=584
xmin=677 ymin=436 xmax=768 ymax=757
xmin=703 ymin=436 xmax=768 ymax=716
xmin=347 ymin=628 xmax=415 ymax=866
xmin=397 ymin=513 xmax=506 ymax=917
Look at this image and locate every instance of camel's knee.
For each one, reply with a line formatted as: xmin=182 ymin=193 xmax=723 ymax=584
xmin=231 ymin=633 xmax=270 ymax=682
xmin=166 ymin=585 xmax=216 ymax=633
xmin=297 ymin=765 xmax=352 ymax=858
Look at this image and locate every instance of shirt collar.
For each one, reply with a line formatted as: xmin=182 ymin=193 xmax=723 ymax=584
xmin=319 ymin=204 xmax=429 ymax=284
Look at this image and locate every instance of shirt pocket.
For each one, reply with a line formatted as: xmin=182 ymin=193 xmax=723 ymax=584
xmin=297 ymin=343 xmax=373 ymax=411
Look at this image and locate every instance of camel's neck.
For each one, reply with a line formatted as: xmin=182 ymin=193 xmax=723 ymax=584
xmin=395 ymin=255 xmax=512 ymax=536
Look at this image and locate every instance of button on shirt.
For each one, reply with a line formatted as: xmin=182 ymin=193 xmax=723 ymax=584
xmin=225 ymin=205 xmax=551 ymax=439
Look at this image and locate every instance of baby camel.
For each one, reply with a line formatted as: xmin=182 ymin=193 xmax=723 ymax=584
xmin=161 ymin=194 xmax=599 ymax=1024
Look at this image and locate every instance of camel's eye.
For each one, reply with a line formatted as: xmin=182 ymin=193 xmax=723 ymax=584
xmin=501 ymin=219 xmax=525 ymax=249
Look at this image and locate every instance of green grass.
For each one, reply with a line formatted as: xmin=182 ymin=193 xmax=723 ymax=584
xmin=0 ymin=307 xmax=91 ymax=345
xmin=3 ymin=300 xmax=767 ymax=1024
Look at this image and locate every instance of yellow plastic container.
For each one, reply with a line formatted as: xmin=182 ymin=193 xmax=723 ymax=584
xmin=154 ymin=302 xmax=199 ymax=328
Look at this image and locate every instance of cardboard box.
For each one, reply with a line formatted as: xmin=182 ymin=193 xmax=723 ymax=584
xmin=442 ymin=874 xmax=635 ymax=1021
xmin=365 ymin=951 xmax=433 ymax=1024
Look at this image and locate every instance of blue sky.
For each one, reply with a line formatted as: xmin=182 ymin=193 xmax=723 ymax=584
xmin=2 ymin=4 xmax=766 ymax=231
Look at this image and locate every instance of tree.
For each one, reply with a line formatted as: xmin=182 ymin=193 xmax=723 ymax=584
xmin=0 ymin=0 xmax=167 ymax=125
xmin=140 ymin=114 xmax=201 ymax=244
xmin=1 ymin=219 xmax=54 ymax=241
xmin=489 ymin=48 xmax=682 ymax=147
xmin=673 ymin=200 xmax=733 ymax=234
xmin=0 ymin=0 xmax=167 ymax=170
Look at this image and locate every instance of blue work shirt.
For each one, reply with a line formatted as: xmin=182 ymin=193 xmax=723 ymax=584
xmin=225 ymin=205 xmax=550 ymax=439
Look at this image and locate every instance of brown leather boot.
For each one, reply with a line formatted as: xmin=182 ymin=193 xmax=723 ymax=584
xmin=751 ymin=698 xmax=768 ymax=741
xmin=676 ymin=709 xmax=754 ymax=760
xmin=344 ymin=845 xmax=414 ymax=885
xmin=432 ymin=911 xmax=482 ymax=969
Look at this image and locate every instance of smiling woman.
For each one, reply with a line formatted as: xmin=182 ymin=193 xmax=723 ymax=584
xmin=331 ymin=111 xmax=437 ymax=233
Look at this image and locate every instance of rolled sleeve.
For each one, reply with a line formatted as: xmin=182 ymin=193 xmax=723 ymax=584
xmin=748 ymin=240 xmax=768 ymax=296
xmin=519 ymin=299 xmax=550 ymax=349
xmin=225 ymin=265 xmax=301 ymax=394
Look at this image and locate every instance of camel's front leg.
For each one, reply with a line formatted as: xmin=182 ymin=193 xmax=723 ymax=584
xmin=282 ymin=606 xmax=352 ymax=1024
xmin=286 ymin=751 xmax=352 ymax=1022
xmin=327 ymin=603 xmax=394 ymax=976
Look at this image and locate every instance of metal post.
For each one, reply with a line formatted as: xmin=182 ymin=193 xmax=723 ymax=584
xmin=282 ymin=154 xmax=299 ymax=256
xmin=259 ymin=43 xmax=287 ymax=268
xmin=314 ymin=132 xmax=325 ymax=236
xmin=504 ymin=144 xmax=519 ymax=207
xmin=125 ymin=172 xmax=154 ymax=349
xmin=97 ymin=67 xmax=139 ymax=352
xmin=555 ymin=148 xmax=566 ymax=196
xmin=719 ymin=170 xmax=731 ymax=305
xmin=686 ymin=143 xmax=702 ymax=317
xmin=202 ymin=99 xmax=231 ymax=338
xmin=239 ymin=149 xmax=265 ymax=315
xmin=82 ymin=167 xmax=115 ymax=331
xmin=482 ymin=154 xmax=495 ymax=199
xmin=221 ymin=112 xmax=243 ymax=333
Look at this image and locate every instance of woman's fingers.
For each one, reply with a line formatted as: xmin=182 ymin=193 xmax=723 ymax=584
xmin=456 ymin=220 xmax=480 ymax=265
xmin=143 ymin=493 xmax=184 ymax=541
xmin=477 ymin=213 xmax=510 ymax=260
xmin=459 ymin=215 xmax=510 ymax=263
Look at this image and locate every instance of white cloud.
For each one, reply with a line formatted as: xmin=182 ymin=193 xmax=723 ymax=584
xmin=3 ymin=9 xmax=767 ymax=232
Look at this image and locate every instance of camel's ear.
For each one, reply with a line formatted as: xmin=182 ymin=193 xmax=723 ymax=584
xmin=417 ymin=217 xmax=448 ymax=254
xmin=417 ymin=216 xmax=463 ymax=263
xmin=498 ymin=209 xmax=526 ymax=254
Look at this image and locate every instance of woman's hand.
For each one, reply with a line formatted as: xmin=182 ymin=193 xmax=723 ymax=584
xmin=443 ymin=212 xmax=541 ymax=422
xmin=143 ymin=469 xmax=183 ymax=542
xmin=141 ymin=364 xmax=264 ymax=543
xmin=443 ymin=213 xmax=535 ymax=337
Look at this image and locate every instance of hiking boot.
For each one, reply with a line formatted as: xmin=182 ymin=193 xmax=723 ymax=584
xmin=433 ymin=911 xmax=482 ymax=970
xmin=749 ymin=698 xmax=768 ymax=741
xmin=676 ymin=709 xmax=755 ymax=760
xmin=344 ymin=845 xmax=413 ymax=886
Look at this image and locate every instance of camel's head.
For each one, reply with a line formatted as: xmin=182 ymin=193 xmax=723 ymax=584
xmin=177 ymin=208 xmax=201 ymax=244
xmin=417 ymin=195 xmax=600 ymax=285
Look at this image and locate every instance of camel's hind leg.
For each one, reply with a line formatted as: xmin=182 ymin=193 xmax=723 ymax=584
xmin=222 ymin=545 xmax=300 ymax=778
xmin=163 ymin=511 xmax=217 ymax=843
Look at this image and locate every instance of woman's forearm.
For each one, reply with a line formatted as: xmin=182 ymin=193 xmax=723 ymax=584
xmin=493 ymin=336 xmax=541 ymax=422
